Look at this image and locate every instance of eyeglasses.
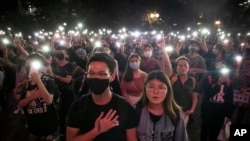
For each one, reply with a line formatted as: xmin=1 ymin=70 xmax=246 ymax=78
xmin=146 ymin=85 xmax=167 ymax=93
xmin=86 ymin=71 xmax=110 ymax=78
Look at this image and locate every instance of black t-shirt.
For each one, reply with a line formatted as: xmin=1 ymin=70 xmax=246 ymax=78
xmin=172 ymin=75 xmax=197 ymax=111
xmin=20 ymin=75 xmax=59 ymax=136
xmin=67 ymin=93 xmax=137 ymax=141
xmin=199 ymin=73 xmax=234 ymax=119
xmin=52 ymin=62 xmax=74 ymax=89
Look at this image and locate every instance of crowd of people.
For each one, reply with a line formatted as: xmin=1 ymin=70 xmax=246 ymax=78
xmin=0 ymin=27 xmax=250 ymax=141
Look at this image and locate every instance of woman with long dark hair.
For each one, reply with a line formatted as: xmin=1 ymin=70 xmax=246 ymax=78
xmin=120 ymin=53 xmax=147 ymax=106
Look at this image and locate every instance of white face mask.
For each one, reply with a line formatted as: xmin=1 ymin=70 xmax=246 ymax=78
xmin=144 ymin=51 xmax=152 ymax=58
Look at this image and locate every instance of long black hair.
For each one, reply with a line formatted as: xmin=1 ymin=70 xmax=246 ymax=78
xmin=123 ymin=53 xmax=141 ymax=82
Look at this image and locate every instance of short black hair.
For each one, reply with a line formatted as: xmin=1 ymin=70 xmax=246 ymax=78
xmin=87 ymin=53 xmax=116 ymax=73
xmin=175 ymin=56 xmax=190 ymax=64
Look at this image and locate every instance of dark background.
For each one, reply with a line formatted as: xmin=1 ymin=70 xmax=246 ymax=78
xmin=0 ymin=0 xmax=249 ymax=33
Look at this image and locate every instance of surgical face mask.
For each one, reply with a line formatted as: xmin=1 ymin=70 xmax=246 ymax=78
xmin=129 ymin=62 xmax=140 ymax=70
xmin=213 ymin=49 xmax=219 ymax=55
xmin=144 ymin=51 xmax=152 ymax=58
xmin=76 ymin=48 xmax=86 ymax=58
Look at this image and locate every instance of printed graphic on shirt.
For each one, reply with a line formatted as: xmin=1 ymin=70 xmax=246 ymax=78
xmin=26 ymin=90 xmax=47 ymax=115
xmin=210 ymin=85 xmax=225 ymax=103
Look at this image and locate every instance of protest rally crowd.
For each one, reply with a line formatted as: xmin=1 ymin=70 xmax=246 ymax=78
xmin=0 ymin=24 xmax=250 ymax=141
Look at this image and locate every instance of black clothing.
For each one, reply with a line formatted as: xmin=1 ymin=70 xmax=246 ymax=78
xmin=20 ymin=75 xmax=59 ymax=136
xmin=67 ymin=93 xmax=137 ymax=141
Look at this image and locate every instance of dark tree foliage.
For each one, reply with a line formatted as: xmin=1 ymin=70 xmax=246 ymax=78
xmin=0 ymin=0 xmax=249 ymax=32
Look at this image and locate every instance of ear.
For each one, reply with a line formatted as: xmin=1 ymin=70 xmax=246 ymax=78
xmin=109 ymin=72 xmax=116 ymax=83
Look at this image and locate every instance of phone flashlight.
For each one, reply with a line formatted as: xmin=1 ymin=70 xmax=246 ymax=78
xmin=156 ymin=34 xmax=162 ymax=40
xmin=223 ymin=39 xmax=229 ymax=44
xmin=116 ymin=42 xmax=121 ymax=48
xmin=2 ymin=38 xmax=10 ymax=45
xmin=95 ymin=41 xmax=101 ymax=47
xmin=29 ymin=60 xmax=42 ymax=78
xmin=42 ymin=45 xmax=50 ymax=52
xmin=220 ymin=67 xmax=230 ymax=75
xmin=165 ymin=45 xmax=173 ymax=52
xmin=60 ymin=40 xmax=65 ymax=45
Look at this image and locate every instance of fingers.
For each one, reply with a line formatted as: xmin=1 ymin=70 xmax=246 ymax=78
xmin=97 ymin=112 xmax=104 ymax=121
xmin=96 ymin=109 xmax=119 ymax=133
xmin=105 ymin=109 xmax=117 ymax=121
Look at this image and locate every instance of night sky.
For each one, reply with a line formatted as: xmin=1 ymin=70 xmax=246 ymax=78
xmin=0 ymin=0 xmax=249 ymax=31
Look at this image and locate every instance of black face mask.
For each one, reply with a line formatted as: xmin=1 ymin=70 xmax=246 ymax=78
xmin=54 ymin=53 xmax=64 ymax=60
xmin=189 ymin=47 xmax=196 ymax=53
xmin=87 ymin=78 xmax=110 ymax=95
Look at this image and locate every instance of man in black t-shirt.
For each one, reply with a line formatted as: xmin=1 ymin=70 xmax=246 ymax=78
xmin=18 ymin=53 xmax=59 ymax=140
xmin=67 ymin=53 xmax=138 ymax=141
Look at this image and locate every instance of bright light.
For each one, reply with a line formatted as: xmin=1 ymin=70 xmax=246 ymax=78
xmin=42 ymin=45 xmax=50 ymax=52
xmin=2 ymin=38 xmax=10 ymax=45
xmin=83 ymin=29 xmax=88 ymax=34
xmin=34 ymin=32 xmax=39 ymax=37
xmin=179 ymin=35 xmax=185 ymax=41
xmin=165 ymin=45 xmax=173 ymax=52
xmin=187 ymin=27 xmax=191 ymax=31
xmin=55 ymin=33 xmax=60 ymax=38
xmin=31 ymin=61 xmax=41 ymax=70
xmin=156 ymin=34 xmax=162 ymax=40
xmin=7 ymin=27 xmax=11 ymax=31
xmin=78 ymin=23 xmax=83 ymax=28
xmin=192 ymin=31 xmax=198 ymax=37
xmin=95 ymin=41 xmax=101 ymax=47
xmin=238 ymin=33 xmax=241 ymax=36
xmin=133 ymin=31 xmax=140 ymax=37
xmin=223 ymin=39 xmax=229 ymax=44
xmin=201 ymin=28 xmax=209 ymax=35
xmin=28 ymin=36 xmax=32 ymax=39
xmin=215 ymin=20 xmax=221 ymax=25
xmin=220 ymin=35 xmax=225 ymax=40
xmin=155 ymin=13 xmax=159 ymax=18
xmin=122 ymin=27 xmax=126 ymax=32
xmin=235 ymin=55 xmax=243 ymax=62
xmin=247 ymin=33 xmax=250 ymax=36
xmin=116 ymin=42 xmax=121 ymax=48
xmin=90 ymin=38 xmax=94 ymax=42
xmin=151 ymin=30 xmax=156 ymax=35
xmin=58 ymin=26 xmax=64 ymax=31
xmin=220 ymin=68 xmax=230 ymax=75
xmin=150 ymin=13 xmax=154 ymax=18
xmin=63 ymin=22 xmax=67 ymax=26
xmin=60 ymin=40 xmax=65 ymax=45
xmin=241 ymin=43 xmax=245 ymax=47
